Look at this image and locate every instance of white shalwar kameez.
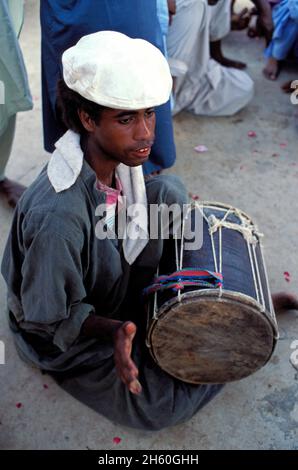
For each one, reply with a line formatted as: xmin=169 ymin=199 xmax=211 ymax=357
xmin=167 ymin=0 xmax=254 ymax=116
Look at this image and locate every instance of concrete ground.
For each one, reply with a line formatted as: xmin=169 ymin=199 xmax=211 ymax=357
xmin=0 ymin=0 xmax=298 ymax=450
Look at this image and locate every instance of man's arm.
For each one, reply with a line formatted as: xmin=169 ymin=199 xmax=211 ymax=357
xmin=81 ymin=315 xmax=142 ymax=395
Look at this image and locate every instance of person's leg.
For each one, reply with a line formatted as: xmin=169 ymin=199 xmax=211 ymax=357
xmin=263 ymin=5 xmax=298 ymax=80
xmin=50 ymin=176 xmax=224 ymax=431
xmin=0 ymin=116 xmax=15 ymax=182
xmin=188 ymin=63 xmax=254 ymax=116
xmin=167 ymin=0 xmax=207 ymax=69
xmin=167 ymin=0 xmax=212 ymax=115
xmin=209 ymin=0 xmax=247 ymax=69
xmin=0 ymin=115 xmax=26 ymax=208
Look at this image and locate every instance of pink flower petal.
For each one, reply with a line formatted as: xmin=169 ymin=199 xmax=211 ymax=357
xmin=279 ymin=142 xmax=287 ymax=148
xmin=16 ymin=403 xmax=22 ymax=409
xmin=248 ymin=131 xmax=257 ymax=138
xmin=194 ymin=145 xmax=208 ymax=153
xmin=284 ymin=271 xmax=291 ymax=282
xmin=113 ymin=437 xmax=122 ymax=444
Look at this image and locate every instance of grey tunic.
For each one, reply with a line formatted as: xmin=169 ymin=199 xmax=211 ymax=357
xmin=1 ymin=161 xmax=222 ymax=430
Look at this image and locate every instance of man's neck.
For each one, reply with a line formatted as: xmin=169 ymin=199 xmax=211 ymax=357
xmin=81 ymin=135 xmax=118 ymax=187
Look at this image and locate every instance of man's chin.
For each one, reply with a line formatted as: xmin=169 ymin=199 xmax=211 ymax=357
xmin=128 ymin=158 xmax=148 ymax=167
xmin=124 ymin=155 xmax=150 ymax=167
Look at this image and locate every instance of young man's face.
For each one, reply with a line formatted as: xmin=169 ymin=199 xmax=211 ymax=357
xmin=87 ymin=107 xmax=156 ymax=167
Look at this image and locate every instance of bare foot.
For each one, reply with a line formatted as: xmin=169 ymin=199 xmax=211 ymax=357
xmin=113 ymin=321 xmax=142 ymax=395
xmin=272 ymin=292 xmax=298 ymax=312
xmin=281 ymin=80 xmax=293 ymax=94
xmin=0 ymin=178 xmax=26 ymax=208
xmin=263 ymin=57 xmax=280 ymax=80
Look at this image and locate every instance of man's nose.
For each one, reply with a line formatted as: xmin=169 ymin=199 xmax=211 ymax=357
xmin=134 ymin=117 xmax=152 ymax=141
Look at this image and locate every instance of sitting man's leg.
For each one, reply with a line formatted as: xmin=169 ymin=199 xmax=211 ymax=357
xmin=209 ymin=0 xmax=247 ymax=69
xmin=54 ymin=175 xmax=224 ymax=431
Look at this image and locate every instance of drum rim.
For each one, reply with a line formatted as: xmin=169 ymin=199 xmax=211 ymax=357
xmin=146 ymin=289 xmax=278 ymax=384
xmin=147 ymin=288 xmax=279 ymax=343
xmin=194 ymin=200 xmax=254 ymax=225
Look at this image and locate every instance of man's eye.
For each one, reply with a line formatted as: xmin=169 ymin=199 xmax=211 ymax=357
xmin=119 ymin=117 xmax=132 ymax=124
xmin=146 ymin=110 xmax=155 ymax=117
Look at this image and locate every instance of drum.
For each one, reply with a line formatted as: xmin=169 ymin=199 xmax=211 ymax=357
xmin=144 ymin=202 xmax=278 ymax=384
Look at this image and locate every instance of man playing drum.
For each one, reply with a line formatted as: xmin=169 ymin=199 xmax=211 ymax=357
xmin=1 ymin=31 xmax=223 ymax=430
xmin=1 ymin=31 xmax=297 ymax=431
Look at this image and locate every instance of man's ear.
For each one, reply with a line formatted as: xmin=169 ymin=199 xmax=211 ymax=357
xmin=78 ymin=109 xmax=96 ymax=132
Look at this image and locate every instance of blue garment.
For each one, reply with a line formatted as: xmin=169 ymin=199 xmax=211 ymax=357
xmin=40 ymin=0 xmax=176 ymax=174
xmin=156 ymin=0 xmax=169 ymax=51
xmin=265 ymin=0 xmax=298 ymax=60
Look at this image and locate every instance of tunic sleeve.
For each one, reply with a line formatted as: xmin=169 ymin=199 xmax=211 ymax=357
xmin=20 ymin=228 xmax=93 ymax=352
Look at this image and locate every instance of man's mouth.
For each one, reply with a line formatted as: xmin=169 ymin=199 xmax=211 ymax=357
xmin=130 ymin=143 xmax=153 ymax=158
xmin=135 ymin=147 xmax=151 ymax=154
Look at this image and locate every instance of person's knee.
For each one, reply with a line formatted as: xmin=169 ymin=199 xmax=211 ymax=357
xmin=146 ymin=174 xmax=188 ymax=207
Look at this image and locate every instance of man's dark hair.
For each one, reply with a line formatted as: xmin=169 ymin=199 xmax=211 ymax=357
xmin=56 ymin=79 xmax=106 ymax=135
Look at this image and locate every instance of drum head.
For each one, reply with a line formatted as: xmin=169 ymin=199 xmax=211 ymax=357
xmin=147 ymin=291 xmax=276 ymax=384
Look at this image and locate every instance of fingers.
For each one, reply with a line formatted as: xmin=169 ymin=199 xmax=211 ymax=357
xmin=118 ymin=358 xmax=142 ymax=395
xmin=128 ymin=378 xmax=142 ymax=395
xmin=123 ymin=321 xmax=137 ymax=340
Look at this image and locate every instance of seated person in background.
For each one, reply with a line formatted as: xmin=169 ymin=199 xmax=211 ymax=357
xmin=1 ymin=31 xmax=223 ymax=431
xmin=263 ymin=0 xmax=298 ymax=79
xmin=167 ymin=0 xmax=254 ymax=116
xmin=209 ymin=0 xmax=273 ymax=69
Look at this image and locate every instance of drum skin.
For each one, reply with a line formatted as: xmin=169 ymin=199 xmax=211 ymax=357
xmin=146 ymin=202 xmax=278 ymax=384
xmin=147 ymin=290 xmax=276 ymax=384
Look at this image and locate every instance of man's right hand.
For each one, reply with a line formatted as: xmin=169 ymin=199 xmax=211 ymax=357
xmin=113 ymin=321 xmax=142 ymax=395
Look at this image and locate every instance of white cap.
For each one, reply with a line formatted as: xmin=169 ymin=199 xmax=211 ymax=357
xmin=62 ymin=30 xmax=172 ymax=110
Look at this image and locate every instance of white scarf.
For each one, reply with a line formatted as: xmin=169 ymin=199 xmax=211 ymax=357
xmin=47 ymin=130 xmax=149 ymax=265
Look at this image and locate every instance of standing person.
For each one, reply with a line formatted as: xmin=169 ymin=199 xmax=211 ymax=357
xmin=1 ymin=31 xmax=223 ymax=430
xmin=40 ymin=0 xmax=176 ymax=175
xmin=0 ymin=0 xmax=32 ymax=207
